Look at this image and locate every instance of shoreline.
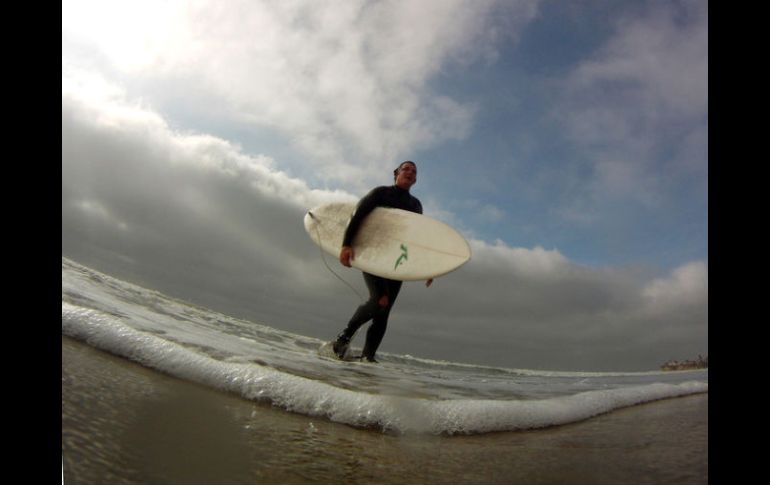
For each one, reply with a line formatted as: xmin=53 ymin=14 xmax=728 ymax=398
xmin=62 ymin=336 xmax=707 ymax=484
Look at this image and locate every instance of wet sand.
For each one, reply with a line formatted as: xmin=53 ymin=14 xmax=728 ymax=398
xmin=62 ymin=336 xmax=707 ymax=484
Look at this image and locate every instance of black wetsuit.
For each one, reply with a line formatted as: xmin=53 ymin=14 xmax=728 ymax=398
xmin=336 ymin=185 xmax=422 ymax=361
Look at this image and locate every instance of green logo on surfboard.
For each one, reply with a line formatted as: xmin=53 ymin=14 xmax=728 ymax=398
xmin=394 ymin=244 xmax=408 ymax=270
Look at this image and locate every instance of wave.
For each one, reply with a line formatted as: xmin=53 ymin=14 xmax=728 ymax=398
xmin=62 ymin=300 xmax=707 ymax=435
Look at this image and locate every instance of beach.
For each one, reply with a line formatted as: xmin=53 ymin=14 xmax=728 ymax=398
xmin=62 ymin=336 xmax=707 ymax=484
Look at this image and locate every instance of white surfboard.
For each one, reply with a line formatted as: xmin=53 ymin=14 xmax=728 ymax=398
xmin=304 ymin=202 xmax=471 ymax=281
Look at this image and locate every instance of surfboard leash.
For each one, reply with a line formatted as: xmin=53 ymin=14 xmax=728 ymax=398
xmin=307 ymin=211 xmax=365 ymax=302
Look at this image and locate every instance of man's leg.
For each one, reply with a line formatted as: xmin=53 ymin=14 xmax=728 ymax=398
xmin=361 ymin=278 xmax=402 ymax=362
xmin=333 ymin=273 xmax=385 ymax=357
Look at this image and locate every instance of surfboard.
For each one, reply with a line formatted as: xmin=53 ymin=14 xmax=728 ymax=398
xmin=304 ymin=202 xmax=471 ymax=281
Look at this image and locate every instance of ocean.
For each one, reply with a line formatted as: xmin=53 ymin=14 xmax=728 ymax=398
xmin=61 ymin=257 xmax=708 ymax=483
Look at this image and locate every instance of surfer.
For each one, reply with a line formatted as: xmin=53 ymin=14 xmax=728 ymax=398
xmin=333 ymin=161 xmax=433 ymax=362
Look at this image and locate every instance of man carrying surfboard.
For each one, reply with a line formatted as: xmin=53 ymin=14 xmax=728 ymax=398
xmin=333 ymin=161 xmax=433 ymax=362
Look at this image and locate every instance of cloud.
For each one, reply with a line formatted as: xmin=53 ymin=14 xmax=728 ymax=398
xmin=565 ymin=0 xmax=707 ymax=139
xmin=63 ymin=0 xmax=540 ymax=189
xmin=642 ymin=261 xmax=708 ymax=311
xmin=62 ymin=67 xmax=353 ymax=210
xmin=557 ymin=0 xmax=707 ymax=206
xmin=74 ymin=199 xmax=130 ymax=232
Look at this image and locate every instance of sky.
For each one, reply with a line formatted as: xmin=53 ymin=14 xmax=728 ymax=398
xmin=62 ymin=0 xmax=708 ymax=372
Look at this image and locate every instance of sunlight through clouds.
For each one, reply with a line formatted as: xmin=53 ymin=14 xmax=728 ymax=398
xmin=62 ymin=0 xmax=187 ymax=72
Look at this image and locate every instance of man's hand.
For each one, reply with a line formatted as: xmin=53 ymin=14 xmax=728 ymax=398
xmin=339 ymin=246 xmax=355 ymax=267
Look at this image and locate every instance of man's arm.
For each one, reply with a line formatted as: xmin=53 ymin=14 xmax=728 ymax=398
xmin=339 ymin=187 xmax=384 ymax=267
xmin=342 ymin=187 xmax=383 ymax=248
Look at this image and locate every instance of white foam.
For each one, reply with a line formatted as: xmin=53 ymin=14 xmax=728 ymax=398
xmin=62 ymin=301 xmax=707 ymax=435
xmin=388 ymin=352 xmax=701 ymax=378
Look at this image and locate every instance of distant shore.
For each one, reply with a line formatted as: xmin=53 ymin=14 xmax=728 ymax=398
xmin=661 ymin=354 xmax=708 ymax=371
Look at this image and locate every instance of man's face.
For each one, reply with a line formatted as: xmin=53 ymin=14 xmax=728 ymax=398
xmin=395 ymin=163 xmax=417 ymax=189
